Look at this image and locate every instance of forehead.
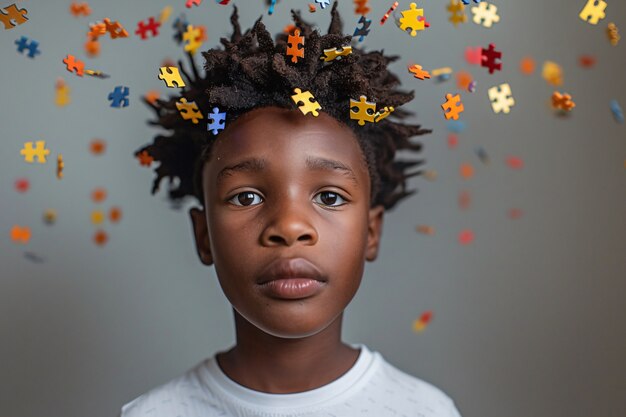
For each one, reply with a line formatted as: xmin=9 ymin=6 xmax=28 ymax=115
xmin=204 ymin=107 xmax=368 ymax=182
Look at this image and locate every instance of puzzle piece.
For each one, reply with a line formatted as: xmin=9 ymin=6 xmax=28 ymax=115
xmin=172 ymin=14 xmax=188 ymax=44
xmin=15 ymin=36 xmax=40 ymax=58
xmin=315 ymin=0 xmax=331 ymax=9
xmin=57 ymin=154 xmax=64 ymax=179
xmin=374 ymin=106 xmax=394 ymax=122
xmin=353 ymin=15 xmax=371 ymax=42
xmin=447 ymin=0 xmax=467 ymax=27
xmin=488 ymin=83 xmax=515 ymax=114
xmin=441 ymin=93 xmax=464 ymax=120
xmin=136 ymin=17 xmax=161 ymax=39
xmin=481 ymin=43 xmax=502 ymax=74
xmin=551 ymin=92 xmax=576 ymax=111
xmin=103 ymin=18 xmax=129 ymax=39
xmin=158 ymin=66 xmax=186 ymax=88
xmin=291 ymin=88 xmax=321 ymax=117
xmin=10 ymin=225 xmax=31 ymax=244
xmin=579 ymin=0 xmax=607 ymax=25
xmin=108 ymin=86 xmax=129 ymax=108
xmin=176 ymin=97 xmax=203 ymax=123
xmin=0 ymin=4 xmax=28 ymax=30
xmin=381 ymin=1 xmax=399 ymax=25
xmin=320 ymin=46 xmax=352 ymax=62
xmin=607 ymin=22 xmax=620 ymax=46
xmin=610 ymin=100 xmax=624 ymax=124
xmin=350 ymin=95 xmax=376 ymax=125
xmin=137 ymin=150 xmax=153 ymax=167
xmin=268 ymin=0 xmax=277 ymax=15
xmin=20 ymin=141 xmax=50 ymax=163
xmin=208 ymin=107 xmax=226 ymax=135
xmin=55 ymin=78 xmax=71 ymax=107
xmin=183 ymin=24 xmax=203 ymax=54
xmin=287 ymin=28 xmax=305 ymax=63
xmin=461 ymin=0 xmax=480 ymax=3
xmin=70 ymin=2 xmax=91 ymax=17
xmin=471 ymin=2 xmax=499 ymax=27
xmin=186 ymin=0 xmax=202 ymax=7
xmin=542 ymin=61 xmax=563 ymax=86
xmin=63 ymin=54 xmax=85 ymax=76
xmin=408 ymin=64 xmax=431 ymax=80
xmin=465 ymin=46 xmax=483 ymax=65
xmin=354 ymin=0 xmax=370 ymax=15
xmin=399 ymin=3 xmax=424 ymax=36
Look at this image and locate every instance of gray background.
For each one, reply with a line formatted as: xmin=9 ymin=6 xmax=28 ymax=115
xmin=1 ymin=0 xmax=625 ymax=416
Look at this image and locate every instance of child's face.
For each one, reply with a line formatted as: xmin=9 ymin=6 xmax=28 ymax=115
xmin=190 ymin=106 xmax=384 ymax=338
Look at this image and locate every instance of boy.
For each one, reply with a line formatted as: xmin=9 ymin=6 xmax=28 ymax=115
xmin=121 ymin=3 xmax=462 ymax=416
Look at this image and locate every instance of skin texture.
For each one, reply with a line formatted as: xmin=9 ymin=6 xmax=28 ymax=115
xmin=189 ymin=106 xmax=385 ymax=394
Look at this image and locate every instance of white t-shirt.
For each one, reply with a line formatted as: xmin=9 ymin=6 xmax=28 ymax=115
xmin=119 ymin=343 xmax=462 ymax=417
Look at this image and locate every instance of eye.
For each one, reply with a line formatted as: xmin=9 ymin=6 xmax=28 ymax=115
xmin=314 ymin=191 xmax=347 ymax=208
xmin=228 ymin=191 xmax=263 ymax=207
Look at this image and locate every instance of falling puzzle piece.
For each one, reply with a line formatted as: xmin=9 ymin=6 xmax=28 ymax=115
xmin=70 ymin=2 xmax=91 ymax=17
xmin=551 ymin=92 xmax=575 ymax=111
xmin=447 ymin=0 xmax=467 ymax=27
xmin=607 ymin=22 xmax=620 ymax=46
xmin=158 ymin=66 xmax=186 ymax=88
xmin=287 ymin=28 xmax=305 ymax=63
xmin=183 ymin=24 xmax=203 ymax=54
xmin=381 ymin=1 xmax=399 ymax=25
xmin=374 ymin=106 xmax=394 ymax=123
xmin=55 ymin=78 xmax=71 ymax=107
xmin=186 ymin=0 xmax=202 ymax=7
xmin=354 ymin=0 xmax=370 ymax=15
xmin=0 ymin=4 xmax=28 ymax=30
xmin=399 ymin=3 xmax=425 ymax=36
xmin=57 ymin=154 xmax=64 ymax=179
xmin=542 ymin=61 xmax=563 ymax=86
xmin=108 ymin=86 xmax=129 ymax=108
xmin=20 ymin=141 xmax=50 ymax=163
xmin=441 ymin=93 xmax=464 ymax=120
xmin=481 ymin=43 xmax=502 ymax=74
xmin=315 ymin=0 xmax=331 ymax=9
xmin=10 ymin=225 xmax=31 ymax=244
xmin=320 ymin=46 xmax=352 ymax=62
xmin=176 ymin=97 xmax=203 ymax=123
xmin=208 ymin=107 xmax=226 ymax=135
xmin=136 ymin=16 xmax=161 ymax=39
xmin=350 ymin=95 xmax=376 ymax=125
xmin=63 ymin=54 xmax=85 ymax=76
xmin=488 ymin=83 xmax=515 ymax=114
xmin=408 ymin=64 xmax=431 ymax=80
xmin=579 ymin=0 xmax=607 ymax=25
xmin=472 ymin=2 xmax=499 ymax=28
xmin=291 ymin=88 xmax=321 ymax=117
xmin=353 ymin=15 xmax=371 ymax=42
xmin=610 ymin=99 xmax=624 ymax=124
xmin=15 ymin=36 xmax=40 ymax=58
xmin=137 ymin=150 xmax=154 ymax=166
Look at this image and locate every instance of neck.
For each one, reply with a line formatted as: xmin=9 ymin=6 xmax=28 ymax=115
xmin=216 ymin=307 xmax=360 ymax=394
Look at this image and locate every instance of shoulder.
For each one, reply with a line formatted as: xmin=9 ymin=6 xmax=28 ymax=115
xmin=370 ymin=352 xmax=463 ymax=417
xmin=119 ymin=360 xmax=222 ymax=417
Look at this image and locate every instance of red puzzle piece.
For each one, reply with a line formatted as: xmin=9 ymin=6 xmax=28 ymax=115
xmin=481 ymin=43 xmax=502 ymax=74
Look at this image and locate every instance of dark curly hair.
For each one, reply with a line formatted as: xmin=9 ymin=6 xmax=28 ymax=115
xmin=136 ymin=1 xmax=430 ymax=211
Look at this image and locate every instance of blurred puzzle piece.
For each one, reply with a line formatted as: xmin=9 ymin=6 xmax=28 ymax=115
xmin=292 ymin=88 xmax=321 ymax=117
xmin=20 ymin=141 xmax=50 ymax=163
xmin=0 ymin=4 xmax=28 ymax=30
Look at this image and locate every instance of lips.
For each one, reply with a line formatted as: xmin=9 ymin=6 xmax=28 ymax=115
xmin=257 ymin=257 xmax=326 ymax=285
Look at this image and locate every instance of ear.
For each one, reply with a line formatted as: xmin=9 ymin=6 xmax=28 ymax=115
xmin=365 ymin=205 xmax=385 ymax=262
xmin=189 ymin=207 xmax=213 ymax=266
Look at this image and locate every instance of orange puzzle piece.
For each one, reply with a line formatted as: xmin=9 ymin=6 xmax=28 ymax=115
xmin=287 ymin=28 xmax=304 ymax=63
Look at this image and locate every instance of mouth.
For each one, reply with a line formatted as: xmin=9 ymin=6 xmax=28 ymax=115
xmin=257 ymin=278 xmax=327 ymax=300
xmin=256 ymin=257 xmax=326 ymax=285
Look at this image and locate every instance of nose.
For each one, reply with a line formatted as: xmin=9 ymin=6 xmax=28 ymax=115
xmin=261 ymin=199 xmax=319 ymax=247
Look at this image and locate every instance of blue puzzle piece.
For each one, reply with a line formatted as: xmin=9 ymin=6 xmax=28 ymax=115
xmin=353 ymin=15 xmax=371 ymax=42
xmin=108 ymin=86 xmax=129 ymax=108
xmin=610 ymin=100 xmax=624 ymax=124
xmin=15 ymin=36 xmax=40 ymax=58
xmin=172 ymin=14 xmax=189 ymax=44
xmin=268 ymin=0 xmax=277 ymax=15
xmin=208 ymin=107 xmax=226 ymax=135
xmin=461 ymin=0 xmax=481 ymax=4
xmin=315 ymin=0 xmax=331 ymax=9
xmin=447 ymin=119 xmax=467 ymax=133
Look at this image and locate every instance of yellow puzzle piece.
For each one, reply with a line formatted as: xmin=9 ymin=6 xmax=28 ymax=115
xmin=158 ymin=66 xmax=186 ymax=88
xmin=350 ymin=95 xmax=376 ymax=125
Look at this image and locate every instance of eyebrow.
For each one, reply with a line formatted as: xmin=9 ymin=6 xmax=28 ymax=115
xmin=215 ymin=156 xmax=359 ymax=186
